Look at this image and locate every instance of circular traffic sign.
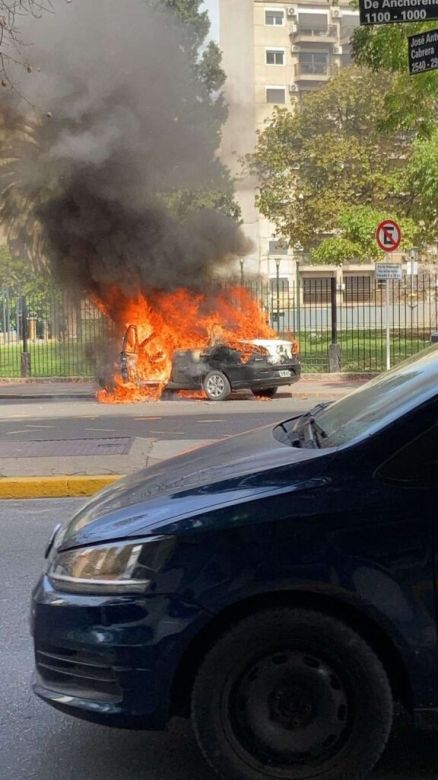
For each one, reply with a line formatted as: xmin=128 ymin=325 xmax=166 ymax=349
xmin=376 ymin=220 xmax=402 ymax=253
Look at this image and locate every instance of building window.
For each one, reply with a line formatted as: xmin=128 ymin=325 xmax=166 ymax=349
xmin=344 ymin=276 xmax=372 ymax=303
xmin=303 ymin=277 xmax=332 ymax=304
xmin=266 ymin=9 xmax=284 ymax=26
xmin=298 ymin=12 xmax=329 ymax=36
xmin=266 ymin=87 xmax=286 ymax=104
xmin=298 ymin=51 xmax=329 ymax=75
xmin=266 ymin=49 xmax=285 ymax=65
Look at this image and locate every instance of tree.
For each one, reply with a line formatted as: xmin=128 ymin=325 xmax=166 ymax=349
xmin=0 ymin=244 xmax=54 ymax=295
xmin=151 ymin=0 xmax=240 ymax=220
xmin=352 ymin=23 xmax=438 ymax=136
xmin=0 ymin=1 xmax=53 ymax=86
xmin=398 ymin=129 xmax=438 ymax=236
xmin=159 ymin=0 xmax=225 ymax=93
xmin=249 ymin=67 xmax=414 ymax=256
xmin=311 ymin=207 xmax=418 ymax=265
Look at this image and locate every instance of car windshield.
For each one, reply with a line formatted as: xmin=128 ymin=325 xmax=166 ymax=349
xmin=313 ymin=345 xmax=438 ymax=448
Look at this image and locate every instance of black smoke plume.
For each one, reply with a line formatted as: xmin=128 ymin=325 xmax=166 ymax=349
xmin=0 ymin=0 xmax=251 ymax=300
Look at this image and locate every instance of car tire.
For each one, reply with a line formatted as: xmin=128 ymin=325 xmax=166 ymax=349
xmin=191 ymin=608 xmax=393 ymax=780
xmin=203 ymin=371 xmax=231 ymax=401
xmin=252 ymin=387 xmax=278 ymax=399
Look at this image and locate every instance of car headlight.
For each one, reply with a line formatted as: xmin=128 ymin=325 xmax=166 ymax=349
xmin=47 ymin=536 xmax=175 ymax=595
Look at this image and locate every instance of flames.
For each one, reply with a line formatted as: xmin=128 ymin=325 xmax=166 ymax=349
xmin=95 ymin=286 xmax=277 ymax=403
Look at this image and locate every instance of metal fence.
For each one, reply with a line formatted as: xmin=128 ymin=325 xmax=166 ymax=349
xmin=0 ymin=291 xmax=114 ymax=378
xmin=1 ymin=274 xmax=437 ymax=377
xmin=245 ymin=272 xmax=438 ymax=373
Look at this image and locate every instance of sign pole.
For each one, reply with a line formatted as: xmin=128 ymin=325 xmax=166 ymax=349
xmin=375 ymin=219 xmax=402 ymax=372
xmin=385 ymin=280 xmax=391 ymax=371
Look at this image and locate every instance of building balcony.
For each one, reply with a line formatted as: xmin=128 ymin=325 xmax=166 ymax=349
xmin=291 ymin=24 xmax=338 ymax=44
xmin=294 ymin=63 xmax=332 ymax=81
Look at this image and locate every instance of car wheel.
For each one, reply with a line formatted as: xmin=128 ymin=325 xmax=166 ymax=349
xmin=252 ymin=387 xmax=278 ymax=399
xmin=192 ymin=608 xmax=393 ymax=780
xmin=203 ymin=371 xmax=231 ymax=401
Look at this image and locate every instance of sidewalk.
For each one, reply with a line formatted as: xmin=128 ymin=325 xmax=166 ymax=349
xmin=0 ymin=374 xmax=368 ymax=400
xmin=0 ymin=374 xmax=369 ymax=498
xmin=0 ymin=380 xmax=96 ymax=399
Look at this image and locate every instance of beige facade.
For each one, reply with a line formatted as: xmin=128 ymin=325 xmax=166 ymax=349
xmin=219 ymin=0 xmax=359 ymax=285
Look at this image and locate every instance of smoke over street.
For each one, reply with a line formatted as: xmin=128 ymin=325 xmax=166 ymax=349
xmin=0 ymin=0 xmax=251 ymax=303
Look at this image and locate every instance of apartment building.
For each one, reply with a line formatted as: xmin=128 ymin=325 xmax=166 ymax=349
xmin=219 ymin=0 xmax=359 ymax=287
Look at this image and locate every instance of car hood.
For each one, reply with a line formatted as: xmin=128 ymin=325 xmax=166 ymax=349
xmin=60 ymin=423 xmax=329 ymax=548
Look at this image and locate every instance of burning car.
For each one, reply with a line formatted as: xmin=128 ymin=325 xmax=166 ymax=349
xmin=119 ymin=325 xmax=301 ymax=401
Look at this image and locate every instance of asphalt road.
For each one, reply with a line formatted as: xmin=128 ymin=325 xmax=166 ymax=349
xmin=2 ymin=499 xmax=438 ymax=780
xmin=0 ymin=396 xmax=311 ymax=442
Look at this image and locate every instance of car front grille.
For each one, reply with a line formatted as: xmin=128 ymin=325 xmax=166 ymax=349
xmin=36 ymin=643 xmax=122 ymax=700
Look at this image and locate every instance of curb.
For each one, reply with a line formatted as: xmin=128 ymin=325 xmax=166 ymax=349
xmin=0 ymin=475 xmax=123 ymax=500
xmin=0 ymin=394 xmax=95 ymax=400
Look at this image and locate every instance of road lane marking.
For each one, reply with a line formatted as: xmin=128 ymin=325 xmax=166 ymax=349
xmin=85 ymin=427 xmax=118 ymax=432
xmin=150 ymin=430 xmax=186 ymax=435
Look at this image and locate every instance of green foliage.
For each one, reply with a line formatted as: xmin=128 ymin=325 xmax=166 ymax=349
xmin=311 ymin=237 xmax=364 ymax=265
xmin=340 ymin=206 xmax=418 ymax=257
xmin=159 ymin=0 xmax=210 ymax=53
xmin=352 ymin=23 xmax=438 ymax=135
xmin=156 ymin=0 xmax=226 ymax=97
xmin=398 ymin=128 xmax=438 ymax=236
xmin=311 ymin=207 xmax=419 ymax=265
xmin=250 ymin=67 xmax=413 ymax=253
xmin=152 ymin=0 xmax=240 ymax=222
xmin=0 ymin=245 xmax=54 ymax=297
xmin=198 ymin=41 xmax=226 ymax=93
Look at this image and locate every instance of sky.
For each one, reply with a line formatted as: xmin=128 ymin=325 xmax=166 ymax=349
xmin=202 ymin=0 xmax=219 ymax=41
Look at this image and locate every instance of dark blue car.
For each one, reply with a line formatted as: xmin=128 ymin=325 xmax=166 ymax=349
xmin=32 ymin=345 xmax=438 ymax=780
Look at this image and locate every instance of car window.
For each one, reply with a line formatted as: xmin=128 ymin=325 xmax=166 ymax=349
xmin=316 ymin=346 xmax=438 ymax=448
xmin=375 ymin=426 xmax=438 ymax=488
xmin=210 ymin=346 xmax=241 ymax=363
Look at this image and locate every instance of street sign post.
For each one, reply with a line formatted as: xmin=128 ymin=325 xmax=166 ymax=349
xmin=359 ymin=0 xmax=438 ymax=26
xmin=375 ymin=219 xmax=402 ymax=372
xmin=375 ymin=260 xmax=403 ymax=372
xmin=408 ymin=29 xmax=438 ymax=74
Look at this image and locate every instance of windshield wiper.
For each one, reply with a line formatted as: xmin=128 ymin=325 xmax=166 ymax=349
xmin=305 ymin=416 xmax=327 ymax=448
xmin=279 ymin=420 xmax=302 ymax=447
xmin=279 ymin=407 xmax=329 ymax=449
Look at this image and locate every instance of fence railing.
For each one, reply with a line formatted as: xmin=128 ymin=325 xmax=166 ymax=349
xmin=0 ymin=291 xmax=115 ymax=378
xmin=244 ymin=273 xmax=438 ymax=373
xmin=1 ymin=274 xmax=437 ymax=378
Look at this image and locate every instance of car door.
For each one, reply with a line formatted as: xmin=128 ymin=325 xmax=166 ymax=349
xmin=274 ymin=407 xmax=438 ymax=716
xmin=208 ymin=346 xmax=249 ymax=384
xmin=367 ymin=419 xmax=438 ymax=718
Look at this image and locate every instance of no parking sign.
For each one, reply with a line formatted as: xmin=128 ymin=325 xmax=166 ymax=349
xmin=376 ymin=220 xmax=402 ymax=253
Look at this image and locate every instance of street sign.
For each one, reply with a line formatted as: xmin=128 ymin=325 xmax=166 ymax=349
xmin=376 ymin=220 xmax=402 ymax=253
xmin=359 ymin=0 xmax=438 ymax=26
xmin=375 ymin=261 xmax=402 ymax=370
xmin=408 ymin=29 xmax=438 ymax=74
xmin=375 ymin=263 xmax=403 ymax=280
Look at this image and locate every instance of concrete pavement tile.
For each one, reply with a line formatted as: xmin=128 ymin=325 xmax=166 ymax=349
xmin=145 ymin=439 xmax=216 ymax=466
